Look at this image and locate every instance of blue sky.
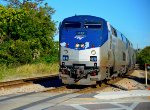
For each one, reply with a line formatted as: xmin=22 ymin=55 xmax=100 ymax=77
xmin=1 ymin=0 xmax=150 ymax=49
xmin=47 ymin=0 xmax=150 ymax=49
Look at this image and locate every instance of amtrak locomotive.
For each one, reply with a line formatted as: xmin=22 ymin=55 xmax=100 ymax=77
xmin=59 ymin=15 xmax=136 ymax=85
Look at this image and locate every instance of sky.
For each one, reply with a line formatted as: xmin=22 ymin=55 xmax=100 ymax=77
xmin=0 ymin=0 xmax=150 ymax=49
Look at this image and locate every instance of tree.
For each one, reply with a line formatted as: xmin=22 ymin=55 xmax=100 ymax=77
xmin=136 ymin=46 xmax=150 ymax=69
xmin=0 ymin=0 xmax=57 ymax=65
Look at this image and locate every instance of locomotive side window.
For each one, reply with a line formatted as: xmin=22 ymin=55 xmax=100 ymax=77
xmin=121 ymin=34 xmax=123 ymax=41
xmin=84 ymin=22 xmax=102 ymax=29
xmin=130 ymin=43 xmax=133 ymax=47
xmin=123 ymin=52 xmax=126 ymax=61
xmin=114 ymin=29 xmax=117 ymax=37
xmin=117 ymin=31 xmax=122 ymax=40
xmin=126 ymin=38 xmax=129 ymax=48
xmin=122 ymin=34 xmax=127 ymax=43
xmin=64 ymin=22 xmax=81 ymax=28
xmin=110 ymin=26 xmax=117 ymax=37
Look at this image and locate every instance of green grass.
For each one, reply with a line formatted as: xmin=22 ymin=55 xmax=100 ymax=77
xmin=0 ymin=63 xmax=59 ymax=82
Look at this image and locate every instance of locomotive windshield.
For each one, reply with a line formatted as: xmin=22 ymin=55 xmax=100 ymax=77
xmin=84 ymin=22 xmax=102 ymax=29
xmin=63 ymin=22 xmax=81 ymax=28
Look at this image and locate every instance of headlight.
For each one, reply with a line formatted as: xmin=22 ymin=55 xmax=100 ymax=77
xmin=75 ymin=43 xmax=80 ymax=48
xmin=75 ymin=43 xmax=85 ymax=48
xmin=63 ymin=55 xmax=69 ymax=61
xmin=80 ymin=43 xmax=85 ymax=48
xmin=91 ymin=50 xmax=96 ymax=55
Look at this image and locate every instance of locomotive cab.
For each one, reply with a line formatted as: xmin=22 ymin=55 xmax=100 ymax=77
xmin=59 ymin=15 xmax=108 ymax=85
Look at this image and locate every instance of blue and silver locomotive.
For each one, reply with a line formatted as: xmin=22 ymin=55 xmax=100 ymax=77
xmin=59 ymin=15 xmax=136 ymax=85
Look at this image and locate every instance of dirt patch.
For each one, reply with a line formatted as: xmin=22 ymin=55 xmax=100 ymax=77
xmin=97 ymin=70 xmax=149 ymax=93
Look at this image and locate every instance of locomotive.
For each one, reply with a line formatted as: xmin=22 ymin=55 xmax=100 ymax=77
xmin=59 ymin=15 xmax=136 ymax=85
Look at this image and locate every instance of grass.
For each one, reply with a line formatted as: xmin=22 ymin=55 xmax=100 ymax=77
xmin=0 ymin=63 xmax=59 ymax=82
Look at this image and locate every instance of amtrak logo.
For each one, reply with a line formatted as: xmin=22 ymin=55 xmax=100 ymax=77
xmin=74 ymin=35 xmax=85 ymax=40
xmin=75 ymin=31 xmax=86 ymax=40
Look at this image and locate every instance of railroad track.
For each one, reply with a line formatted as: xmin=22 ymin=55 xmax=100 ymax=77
xmin=0 ymin=70 xmax=133 ymax=96
xmin=44 ymin=71 xmax=134 ymax=94
xmin=45 ymin=78 xmax=122 ymax=94
xmin=0 ymin=74 xmax=59 ymax=88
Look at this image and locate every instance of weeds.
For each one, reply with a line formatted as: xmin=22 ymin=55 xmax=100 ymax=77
xmin=0 ymin=63 xmax=59 ymax=82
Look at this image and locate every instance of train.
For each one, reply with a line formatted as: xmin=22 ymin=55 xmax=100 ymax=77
xmin=59 ymin=15 xmax=136 ymax=85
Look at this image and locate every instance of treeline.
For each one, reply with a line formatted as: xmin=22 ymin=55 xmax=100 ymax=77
xmin=0 ymin=0 xmax=59 ymax=66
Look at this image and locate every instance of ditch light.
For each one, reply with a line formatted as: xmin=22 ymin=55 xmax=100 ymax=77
xmin=90 ymin=56 xmax=97 ymax=62
xmin=63 ymin=55 xmax=69 ymax=61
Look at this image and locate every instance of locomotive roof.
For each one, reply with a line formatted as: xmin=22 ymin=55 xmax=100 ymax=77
xmin=62 ymin=15 xmax=106 ymax=23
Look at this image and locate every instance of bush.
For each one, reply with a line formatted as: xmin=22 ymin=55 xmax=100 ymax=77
xmin=9 ymin=40 xmax=33 ymax=64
